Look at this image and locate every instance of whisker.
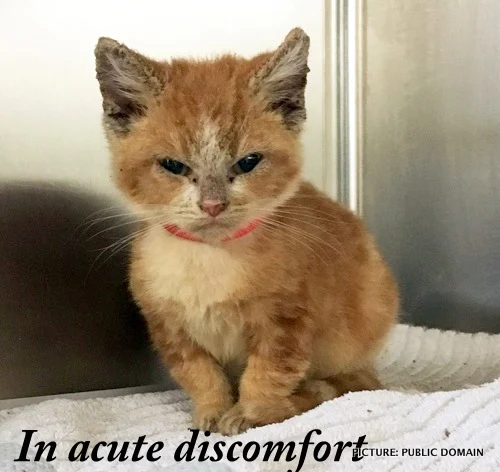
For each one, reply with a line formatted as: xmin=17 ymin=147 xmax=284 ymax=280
xmin=79 ymin=215 xmax=138 ymax=240
xmin=84 ymin=218 xmax=171 ymax=285
xmin=261 ymin=218 xmax=332 ymax=260
xmin=74 ymin=206 xmax=127 ymax=235
xmin=265 ymin=212 xmax=346 ymax=253
xmin=259 ymin=220 xmax=330 ymax=267
xmin=76 ymin=207 xmax=159 ymax=238
xmin=272 ymin=206 xmax=348 ymax=223
xmin=276 ymin=205 xmax=346 ymax=218
xmin=85 ymin=214 xmax=161 ymax=242
xmin=268 ymin=209 xmax=346 ymax=227
xmin=262 ymin=216 xmax=344 ymax=261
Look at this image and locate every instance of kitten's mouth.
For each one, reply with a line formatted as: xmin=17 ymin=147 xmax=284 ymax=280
xmin=191 ymin=219 xmax=233 ymax=231
xmin=164 ymin=219 xmax=261 ymax=244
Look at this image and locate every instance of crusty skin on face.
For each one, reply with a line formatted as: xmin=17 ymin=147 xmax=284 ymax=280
xmin=95 ymin=28 xmax=399 ymax=435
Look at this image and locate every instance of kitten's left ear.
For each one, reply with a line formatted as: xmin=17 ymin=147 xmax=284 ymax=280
xmin=252 ymin=28 xmax=310 ymax=131
xmin=95 ymin=38 xmax=166 ymax=135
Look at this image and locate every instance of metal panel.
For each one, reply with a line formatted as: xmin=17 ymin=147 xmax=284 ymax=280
xmin=360 ymin=0 xmax=500 ymax=332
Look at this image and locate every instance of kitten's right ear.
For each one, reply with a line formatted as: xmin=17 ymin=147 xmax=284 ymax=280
xmin=94 ymin=38 xmax=166 ymax=135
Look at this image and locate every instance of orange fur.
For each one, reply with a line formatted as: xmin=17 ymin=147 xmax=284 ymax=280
xmin=95 ymin=28 xmax=398 ymax=435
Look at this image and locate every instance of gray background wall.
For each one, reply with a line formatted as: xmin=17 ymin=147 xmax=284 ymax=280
xmin=362 ymin=0 xmax=500 ymax=334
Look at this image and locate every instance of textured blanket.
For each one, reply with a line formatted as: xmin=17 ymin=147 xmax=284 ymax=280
xmin=1 ymin=324 xmax=499 ymax=471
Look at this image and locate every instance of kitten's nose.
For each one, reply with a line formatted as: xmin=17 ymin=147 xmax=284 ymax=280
xmin=199 ymin=200 xmax=228 ymax=217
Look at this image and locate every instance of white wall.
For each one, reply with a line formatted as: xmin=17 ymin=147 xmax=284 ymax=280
xmin=0 ymin=0 xmax=328 ymax=195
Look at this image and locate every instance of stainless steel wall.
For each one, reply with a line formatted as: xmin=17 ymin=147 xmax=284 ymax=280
xmin=362 ymin=0 xmax=500 ymax=332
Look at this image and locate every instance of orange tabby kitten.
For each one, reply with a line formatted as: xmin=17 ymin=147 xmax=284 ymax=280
xmin=95 ymin=28 xmax=398 ymax=435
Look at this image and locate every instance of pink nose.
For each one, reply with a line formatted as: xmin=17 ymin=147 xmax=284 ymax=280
xmin=199 ymin=200 xmax=227 ymax=217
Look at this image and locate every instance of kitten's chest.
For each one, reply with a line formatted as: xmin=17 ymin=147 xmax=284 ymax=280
xmin=184 ymin=302 xmax=246 ymax=367
xmin=138 ymin=230 xmax=246 ymax=306
xmin=136 ymin=230 xmax=248 ymax=364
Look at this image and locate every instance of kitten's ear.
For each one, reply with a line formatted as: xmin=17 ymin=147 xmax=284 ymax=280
xmin=252 ymin=28 xmax=310 ymax=131
xmin=95 ymin=38 xmax=166 ymax=134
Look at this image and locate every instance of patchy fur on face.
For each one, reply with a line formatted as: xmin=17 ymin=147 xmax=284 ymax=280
xmin=95 ymin=29 xmax=310 ymax=243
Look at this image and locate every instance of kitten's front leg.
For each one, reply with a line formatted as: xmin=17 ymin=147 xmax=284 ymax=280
xmin=147 ymin=319 xmax=233 ymax=431
xmin=218 ymin=301 xmax=313 ymax=435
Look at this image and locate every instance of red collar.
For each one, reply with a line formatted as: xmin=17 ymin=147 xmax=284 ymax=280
xmin=164 ymin=219 xmax=261 ymax=243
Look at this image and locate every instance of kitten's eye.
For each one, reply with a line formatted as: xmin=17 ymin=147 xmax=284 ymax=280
xmin=158 ymin=159 xmax=191 ymax=176
xmin=233 ymin=153 xmax=263 ymax=175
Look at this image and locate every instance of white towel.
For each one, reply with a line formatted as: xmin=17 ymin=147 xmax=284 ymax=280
xmin=1 ymin=324 xmax=499 ymax=471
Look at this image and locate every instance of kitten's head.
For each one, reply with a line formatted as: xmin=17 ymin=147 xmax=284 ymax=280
xmin=95 ymin=28 xmax=309 ymax=243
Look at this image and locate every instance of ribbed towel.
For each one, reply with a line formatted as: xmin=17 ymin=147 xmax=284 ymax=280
xmin=1 ymin=324 xmax=499 ymax=471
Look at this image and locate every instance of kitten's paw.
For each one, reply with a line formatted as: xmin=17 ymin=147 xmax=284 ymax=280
xmin=217 ymin=403 xmax=252 ymax=436
xmin=193 ymin=402 xmax=233 ymax=432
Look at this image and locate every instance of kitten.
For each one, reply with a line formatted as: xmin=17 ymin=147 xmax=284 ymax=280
xmin=95 ymin=28 xmax=398 ymax=435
